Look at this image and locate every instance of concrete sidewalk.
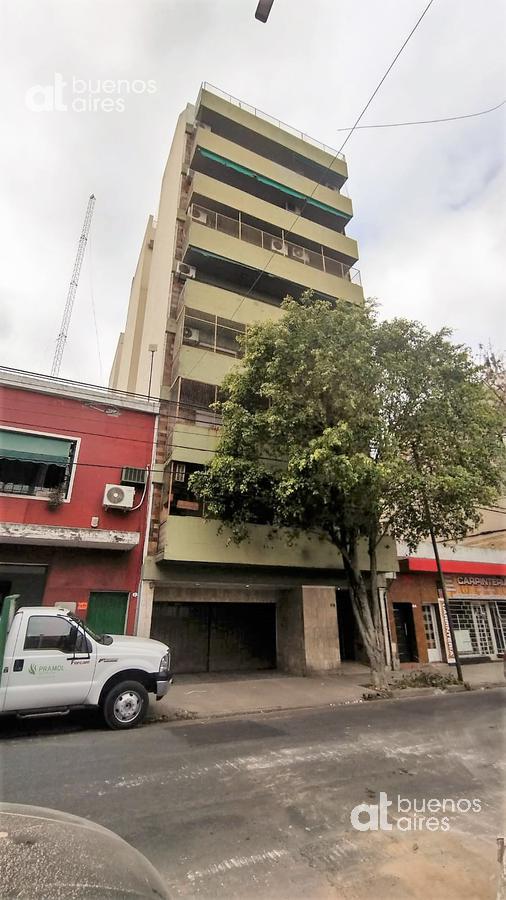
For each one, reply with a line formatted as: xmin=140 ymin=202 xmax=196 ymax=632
xmin=148 ymin=660 xmax=505 ymax=721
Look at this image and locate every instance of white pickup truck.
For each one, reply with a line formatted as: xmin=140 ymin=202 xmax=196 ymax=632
xmin=0 ymin=596 xmax=172 ymax=729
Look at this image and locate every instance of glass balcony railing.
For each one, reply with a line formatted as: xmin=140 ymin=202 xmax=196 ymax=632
xmin=187 ymin=204 xmax=361 ymax=285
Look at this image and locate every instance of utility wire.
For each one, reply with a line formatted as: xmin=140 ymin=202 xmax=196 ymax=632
xmin=335 ymin=99 xmax=505 ymax=131
xmin=180 ymin=0 xmax=438 ymax=383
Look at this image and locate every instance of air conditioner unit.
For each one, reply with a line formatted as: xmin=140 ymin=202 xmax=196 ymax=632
xmin=103 ymin=484 xmax=135 ymax=511
xmin=286 ymin=202 xmax=303 ymax=216
xmin=291 ymin=246 xmax=310 ymax=264
xmin=192 ymin=208 xmax=208 ymax=225
xmin=183 ymin=327 xmax=200 ymax=344
xmin=121 ymin=466 xmax=147 ymax=487
xmin=268 ymin=237 xmax=288 ymax=255
xmin=176 ymin=262 xmax=196 ymax=279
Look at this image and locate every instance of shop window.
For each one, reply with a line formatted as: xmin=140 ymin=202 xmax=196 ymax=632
xmin=0 ymin=429 xmax=76 ymax=499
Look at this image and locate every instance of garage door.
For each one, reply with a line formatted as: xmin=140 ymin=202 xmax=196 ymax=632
xmin=151 ymin=602 xmax=276 ymax=674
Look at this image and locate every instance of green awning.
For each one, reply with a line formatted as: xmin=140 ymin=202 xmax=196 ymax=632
xmin=198 ymin=148 xmax=351 ymax=221
xmin=0 ymin=430 xmax=72 ymax=466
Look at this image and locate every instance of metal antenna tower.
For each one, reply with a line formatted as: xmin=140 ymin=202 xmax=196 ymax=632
xmin=51 ymin=194 xmax=96 ymax=377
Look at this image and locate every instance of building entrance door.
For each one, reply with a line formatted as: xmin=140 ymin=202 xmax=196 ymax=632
xmin=393 ymin=603 xmax=418 ymax=663
xmin=422 ymin=604 xmax=443 ymax=662
xmin=86 ymin=592 xmax=128 ymax=635
xmin=472 ymin=603 xmax=496 ymax=656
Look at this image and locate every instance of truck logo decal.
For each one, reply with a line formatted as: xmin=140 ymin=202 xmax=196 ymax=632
xmin=98 ymin=657 xmax=118 ymax=663
xmin=28 ymin=663 xmax=64 ymax=675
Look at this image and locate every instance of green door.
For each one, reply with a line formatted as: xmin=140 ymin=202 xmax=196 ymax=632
xmin=87 ymin=592 xmax=129 ymax=635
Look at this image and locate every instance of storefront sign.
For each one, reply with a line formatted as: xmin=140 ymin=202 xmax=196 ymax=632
xmin=438 ymin=595 xmax=455 ymax=663
xmin=76 ymin=600 xmax=88 ymax=615
xmin=445 ymin=575 xmax=506 ymax=599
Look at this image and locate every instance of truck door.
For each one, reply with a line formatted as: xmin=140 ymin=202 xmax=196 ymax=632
xmin=3 ymin=613 xmax=96 ymax=712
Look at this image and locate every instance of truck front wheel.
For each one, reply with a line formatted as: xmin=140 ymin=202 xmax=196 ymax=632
xmin=102 ymin=681 xmax=149 ymax=729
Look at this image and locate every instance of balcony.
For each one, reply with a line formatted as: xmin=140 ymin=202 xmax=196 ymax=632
xmin=175 ymin=279 xmax=284 ymax=326
xmin=158 ymin=516 xmax=397 ymax=572
xmin=195 ymin=84 xmax=348 ymax=189
xmin=187 ymin=203 xmax=361 ymax=284
xmin=189 ymin=129 xmax=353 ymax=231
xmin=176 ymin=304 xmax=245 ymax=360
xmin=188 ymin=170 xmax=358 ymax=263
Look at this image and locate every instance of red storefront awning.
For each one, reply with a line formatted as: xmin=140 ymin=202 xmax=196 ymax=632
xmin=401 ymin=557 xmax=506 ymax=577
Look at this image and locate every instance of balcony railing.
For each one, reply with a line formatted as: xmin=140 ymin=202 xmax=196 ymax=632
xmin=176 ymin=305 xmax=245 ymax=359
xmin=187 ymin=204 xmax=361 ymax=285
xmin=198 ymin=83 xmax=344 ymax=160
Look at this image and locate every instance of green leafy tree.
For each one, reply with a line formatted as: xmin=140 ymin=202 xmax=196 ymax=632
xmin=191 ymin=294 xmax=505 ymax=687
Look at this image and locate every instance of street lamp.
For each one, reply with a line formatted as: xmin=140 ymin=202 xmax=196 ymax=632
xmin=147 ymin=344 xmax=157 ymax=400
xmin=255 ymin=0 xmax=275 ymax=22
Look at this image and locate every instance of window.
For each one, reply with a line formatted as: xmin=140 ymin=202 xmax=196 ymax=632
xmin=180 ymin=307 xmax=245 ymax=359
xmin=24 ymin=615 xmax=89 ymax=653
xmin=0 ymin=429 xmax=76 ymax=499
xmin=168 ymin=461 xmax=204 ymax=517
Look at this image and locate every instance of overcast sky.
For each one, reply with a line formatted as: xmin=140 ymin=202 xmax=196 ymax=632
xmin=1 ymin=0 xmax=504 ymax=385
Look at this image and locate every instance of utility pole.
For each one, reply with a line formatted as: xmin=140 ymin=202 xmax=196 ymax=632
xmin=147 ymin=344 xmax=158 ymax=399
xmin=412 ymin=445 xmax=464 ymax=682
xmin=422 ymin=494 xmax=464 ymax=683
xmin=51 ymin=194 xmax=96 ymax=377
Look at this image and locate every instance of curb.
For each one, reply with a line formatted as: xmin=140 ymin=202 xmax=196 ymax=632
xmin=146 ymin=681 xmax=505 ymax=725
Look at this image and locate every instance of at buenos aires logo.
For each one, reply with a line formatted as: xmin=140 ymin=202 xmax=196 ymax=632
xmin=350 ymin=791 xmax=482 ymax=832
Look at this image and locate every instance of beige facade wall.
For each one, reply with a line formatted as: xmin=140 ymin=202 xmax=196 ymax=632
xmin=110 ymin=105 xmax=194 ymax=395
xmin=460 ymin=499 xmax=506 ymax=549
xmin=108 ymin=332 xmax=124 ymax=389
xmin=159 ymin=516 xmax=397 ymax=572
xmin=110 ymin=217 xmax=155 ymax=392
xmin=190 ymin=171 xmax=357 ymax=262
xmin=197 ymin=88 xmax=348 ymax=180
xmin=180 ymin=280 xmax=283 ymax=326
xmin=185 ymin=221 xmax=364 ymax=305
xmin=193 ymin=126 xmax=353 ymax=222
xmin=175 ymin=345 xmax=238 ymax=385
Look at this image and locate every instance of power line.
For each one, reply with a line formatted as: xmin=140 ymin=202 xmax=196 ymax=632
xmin=334 ymin=99 xmax=505 ymax=131
xmin=181 ymin=0 xmax=437 ymax=383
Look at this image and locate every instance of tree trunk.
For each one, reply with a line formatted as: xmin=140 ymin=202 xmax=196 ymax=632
xmin=336 ymin=531 xmax=387 ymax=690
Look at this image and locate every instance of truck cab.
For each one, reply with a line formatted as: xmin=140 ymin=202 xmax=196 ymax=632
xmin=0 ymin=598 xmax=172 ymax=729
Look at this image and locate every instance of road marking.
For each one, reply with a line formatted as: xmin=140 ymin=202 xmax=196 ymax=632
xmin=186 ymin=848 xmax=288 ymax=881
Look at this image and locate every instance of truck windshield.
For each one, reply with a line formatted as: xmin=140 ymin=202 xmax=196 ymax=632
xmin=68 ymin=613 xmax=113 ymax=646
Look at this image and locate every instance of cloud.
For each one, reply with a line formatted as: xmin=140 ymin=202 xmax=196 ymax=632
xmin=0 ymin=0 xmax=504 ymax=384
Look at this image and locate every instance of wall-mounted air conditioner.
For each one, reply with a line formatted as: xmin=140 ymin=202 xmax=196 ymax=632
xmin=268 ymin=237 xmax=288 ymax=255
xmin=183 ymin=327 xmax=200 ymax=344
xmin=290 ymin=246 xmax=310 ymax=264
xmin=192 ymin=208 xmax=209 ymax=225
xmin=103 ymin=484 xmax=135 ymax=511
xmin=176 ymin=262 xmax=196 ymax=279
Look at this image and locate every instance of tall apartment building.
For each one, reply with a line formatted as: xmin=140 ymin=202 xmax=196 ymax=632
xmin=110 ymin=84 xmax=397 ymax=674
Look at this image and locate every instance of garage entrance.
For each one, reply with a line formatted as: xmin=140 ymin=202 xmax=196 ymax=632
xmin=151 ymin=602 xmax=277 ymax=674
xmin=0 ymin=564 xmax=47 ymax=613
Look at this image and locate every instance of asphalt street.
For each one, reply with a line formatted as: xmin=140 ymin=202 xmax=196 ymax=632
xmin=1 ymin=689 xmax=504 ymax=900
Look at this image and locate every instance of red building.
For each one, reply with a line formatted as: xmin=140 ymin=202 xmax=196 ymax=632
xmin=388 ymin=541 xmax=506 ymax=666
xmin=0 ymin=368 xmax=158 ymax=634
